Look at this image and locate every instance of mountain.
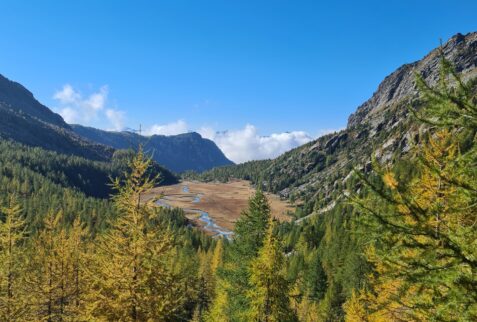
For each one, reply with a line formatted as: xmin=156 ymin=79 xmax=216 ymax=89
xmin=0 ymin=73 xmax=233 ymax=173
xmin=182 ymin=33 xmax=477 ymax=320
xmin=71 ymin=124 xmax=234 ymax=173
xmin=191 ymin=32 xmax=477 ymax=204
xmin=0 ymin=74 xmax=67 ymax=128
xmin=0 ymin=73 xmax=179 ymax=196
xmin=0 ymin=74 xmax=113 ymax=161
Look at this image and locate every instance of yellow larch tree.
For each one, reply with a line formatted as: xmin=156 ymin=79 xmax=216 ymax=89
xmin=349 ymin=60 xmax=477 ymax=321
xmin=86 ymin=147 xmax=184 ymax=321
xmin=0 ymin=195 xmax=28 ymax=321
xmin=24 ymin=211 xmax=89 ymax=321
xmin=247 ymin=218 xmax=298 ymax=322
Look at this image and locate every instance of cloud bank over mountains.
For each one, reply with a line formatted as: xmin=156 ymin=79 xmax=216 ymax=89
xmin=198 ymin=124 xmax=313 ymax=163
xmin=145 ymin=121 xmax=313 ymax=163
xmin=52 ymin=85 xmax=315 ymax=163
xmin=144 ymin=120 xmax=188 ymax=136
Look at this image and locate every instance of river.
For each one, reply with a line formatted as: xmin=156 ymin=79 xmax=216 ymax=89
xmin=156 ymin=185 xmax=234 ymax=239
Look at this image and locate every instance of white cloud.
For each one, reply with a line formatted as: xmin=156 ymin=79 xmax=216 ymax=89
xmin=85 ymin=86 xmax=108 ymax=110
xmin=105 ymin=109 xmax=125 ymax=131
xmin=199 ymin=124 xmax=313 ymax=163
xmin=144 ymin=120 xmax=188 ymax=136
xmin=53 ymin=84 xmax=80 ymax=104
xmin=316 ymin=128 xmax=344 ymax=137
xmin=53 ymin=84 xmax=125 ymax=130
xmin=144 ymin=121 xmax=313 ymax=163
xmin=58 ymin=107 xmax=78 ymax=124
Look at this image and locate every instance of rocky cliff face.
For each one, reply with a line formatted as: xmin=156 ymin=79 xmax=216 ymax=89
xmin=348 ymin=32 xmax=477 ymax=129
xmin=202 ymin=32 xmax=477 ymax=205
xmin=281 ymin=32 xmax=477 ymax=201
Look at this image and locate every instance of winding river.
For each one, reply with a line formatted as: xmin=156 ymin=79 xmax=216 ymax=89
xmin=156 ymin=185 xmax=234 ymax=239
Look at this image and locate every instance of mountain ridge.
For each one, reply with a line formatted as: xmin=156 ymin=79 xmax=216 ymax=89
xmin=71 ymin=124 xmax=234 ymax=173
xmin=0 ymin=74 xmax=68 ymax=128
xmin=348 ymin=32 xmax=477 ymax=128
xmin=0 ymin=73 xmax=234 ymax=172
xmin=190 ymin=31 xmax=477 ymax=206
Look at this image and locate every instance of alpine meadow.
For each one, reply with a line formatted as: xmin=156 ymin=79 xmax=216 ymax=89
xmin=0 ymin=2 xmax=476 ymax=321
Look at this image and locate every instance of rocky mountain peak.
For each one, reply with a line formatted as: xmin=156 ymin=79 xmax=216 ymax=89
xmin=347 ymin=32 xmax=477 ymax=129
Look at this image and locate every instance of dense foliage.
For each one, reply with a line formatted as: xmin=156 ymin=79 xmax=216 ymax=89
xmin=0 ymin=140 xmax=176 ymax=232
xmin=186 ymin=59 xmax=477 ymax=321
xmin=0 ymin=149 xmax=211 ymax=321
xmin=344 ymin=60 xmax=477 ymax=321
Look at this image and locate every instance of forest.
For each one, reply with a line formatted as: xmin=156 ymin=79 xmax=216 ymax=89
xmin=0 ymin=59 xmax=475 ymax=321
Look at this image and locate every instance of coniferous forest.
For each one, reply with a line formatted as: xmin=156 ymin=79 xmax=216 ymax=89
xmin=0 ymin=56 xmax=475 ymax=321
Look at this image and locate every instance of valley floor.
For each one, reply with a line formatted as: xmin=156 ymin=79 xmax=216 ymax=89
xmin=145 ymin=180 xmax=294 ymax=235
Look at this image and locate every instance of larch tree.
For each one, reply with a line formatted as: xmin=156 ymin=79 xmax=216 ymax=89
xmin=0 ymin=195 xmax=28 ymax=321
xmin=247 ymin=218 xmax=297 ymax=322
xmin=87 ymin=147 xmax=184 ymax=321
xmin=349 ymin=58 xmax=477 ymax=321
xmin=24 ymin=211 xmax=88 ymax=321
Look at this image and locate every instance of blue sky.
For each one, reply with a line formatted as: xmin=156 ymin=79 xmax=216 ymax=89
xmin=0 ymin=1 xmax=476 ymax=162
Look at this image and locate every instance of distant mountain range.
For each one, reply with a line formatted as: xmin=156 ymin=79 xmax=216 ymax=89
xmin=0 ymin=74 xmax=233 ymax=173
xmin=71 ymin=125 xmax=234 ymax=173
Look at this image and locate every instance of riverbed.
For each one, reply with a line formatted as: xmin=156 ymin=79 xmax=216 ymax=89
xmin=146 ymin=180 xmax=294 ymax=237
xmin=156 ymin=185 xmax=234 ymax=238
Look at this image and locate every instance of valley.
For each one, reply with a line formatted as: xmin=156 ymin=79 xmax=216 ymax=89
xmin=145 ymin=180 xmax=294 ymax=236
xmin=0 ymin=18 xmax=474 ymax=320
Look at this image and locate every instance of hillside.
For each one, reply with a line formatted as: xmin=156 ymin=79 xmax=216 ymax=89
xmin=0 ymin=72 xmax=232 ymax=173
xmin=71 ymin=124 xmax=234 ymax=172
xmin=0 ymin=74 xmax=67 ymax=128
xmin=0 ymin=24 xmax=475 ymax=321
xmin=0 ymin=73 xmax=178 ymax=202
xmin=192 ymin=32 xmax=477 ymax=205
xmin=179 ymin=34 xmax=477 ymax=319
xmin=0 ymin=74 xmax=114 ymax=161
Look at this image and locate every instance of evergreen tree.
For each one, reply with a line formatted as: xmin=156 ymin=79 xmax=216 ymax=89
xmin=247 ymin=218 xmax=297 ymax=322
xmin=219 ymin=189 xmax=272 ymax=320
xmin=234 ymin=188 xmax=271 ymax=254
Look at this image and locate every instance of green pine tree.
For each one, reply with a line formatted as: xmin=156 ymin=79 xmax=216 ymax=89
xmin=218 ymin=189 xmax=272 ymax=321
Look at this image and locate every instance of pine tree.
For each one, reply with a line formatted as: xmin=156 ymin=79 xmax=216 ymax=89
xmin=0 ymin=195 xmax=28 ymax=321
xmin=247 ymin=218 xmax=297 ymax=322
xmin=234 ymin=188 xmax=271 ymax=255
xmin=219 ymin=189 xmax=272 ymax=320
